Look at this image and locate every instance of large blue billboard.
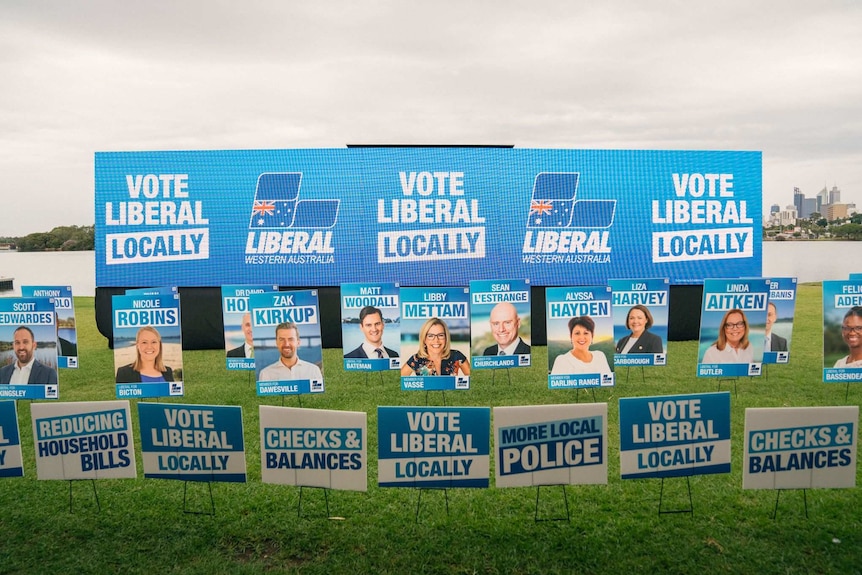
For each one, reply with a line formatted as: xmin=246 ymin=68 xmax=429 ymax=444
xmin=95 ymin=149 xmax=761 ymax=287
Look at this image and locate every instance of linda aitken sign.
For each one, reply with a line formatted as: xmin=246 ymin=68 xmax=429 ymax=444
xmin=95 ymin=149 xmax=761 ymax=288
xmin=377 ymin=406 xmax=490 ymax=488
xmin=31 ymin=401 xmax=136 ymax=480
xmin=260 ymin=406 xmax=367 ymax=491
xmin=138 ymin=403 xmax=246 ymax=482
xmin=743 ymin=406 xmax=858 ymax=489
xmin=493 ymin=403 xmax=607 ymax=487
xmin=619 ymin=392 xmax=731 ymax=479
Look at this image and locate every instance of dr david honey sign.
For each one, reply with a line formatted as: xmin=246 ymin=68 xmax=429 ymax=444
xmin=619 ymin=392 xmax=731 ymax=479
xmin=743 ymin=406 xmax=858 ymax=489
xmin=378 ymin=406 xmax=490 ymax=488
xmin=31 ymin=401 xmax=136 ymax=480
xmin=138 ymin=403 xmax=246 ymax=482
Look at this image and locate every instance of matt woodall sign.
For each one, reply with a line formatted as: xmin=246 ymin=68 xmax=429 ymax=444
xmin=743 ymin=406 xmax=858 ymax=489
xmin=378 ymin=406 xmax=490 ymax=488
xmin=260 ymin=406 xmax=367 ymax=491
xmin=341 ymin=282 xmax=401 ymax=372
xmin=493 ymin=403 xmax=607 ymax=488
xmin=619 ymin=392 xmax=731 ymax=479
xmin=138 ymin=403 xmax=246 ymax=482
xmin=95 ymin=149 xmax=761 ymax=288
xmin=0 ymin=401 xmax=23 ymax=478
xmin=30 ymin=401 xmax=136 ymax=480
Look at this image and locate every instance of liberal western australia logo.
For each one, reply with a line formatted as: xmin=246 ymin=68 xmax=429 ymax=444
xmin=522 ymin=172 xmax=615 ymax=263
xmin=245 ymin=172 xmax=338 ymax=262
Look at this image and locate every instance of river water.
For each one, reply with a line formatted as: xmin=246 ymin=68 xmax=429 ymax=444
xmin=0 ymin=242 xmax=860 ymax=297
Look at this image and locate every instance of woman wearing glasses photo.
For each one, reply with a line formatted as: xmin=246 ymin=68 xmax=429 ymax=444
xmin=702 ymin=308 xmax=754 ymax=364
xmin=401 ymin=317 xmax=470 ymax=376
xmin=834 ymin=306 xmax=862 ymax=368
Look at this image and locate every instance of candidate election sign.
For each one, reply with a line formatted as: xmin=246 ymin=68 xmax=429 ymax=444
xmin=222 ymin=284 xmax=278 ymax=370
xmin=0 ymin=401 xmax=24 ymax=478
xmin=619 ymin=392 xmax=731 ymax=479
xmin=341 ymin=282 xmax=401 ymax=372
xmin=95 ymin=149 xmax=761 ymax=288
xmin=470 ymin=279 xmax=531 ymax=370
xmin=21 ymin=285 xmax=78 ymax=369
xmin=822 ymin=280 xmax=862 ymax=383
xmin=31 ymin=401 xmax=136 ymax=480
xmin=743 ymin=406 xmax=858 ymax=489
xmin=763 ymin=277 xmax=797 ymax=365
xmin=0 ymin=297 xmax=59 ymax=400
xmin=378 ymin=406 xmax=490 ymax=488
xmin=494 ymin=403 xmax=607 ymax=487
xmin=138 ymin=403 xmax=246 ymax=482
xmin=609 ymin=278 xmax=669 ymax=367
xmin=697 ymin=278 xmax=769 ymax=378
xmin=260 ymin=406 xmax=367 ymax=491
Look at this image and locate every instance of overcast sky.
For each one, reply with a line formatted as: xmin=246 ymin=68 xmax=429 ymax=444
xmin=2 ymin=0 xmax=861 ymax=236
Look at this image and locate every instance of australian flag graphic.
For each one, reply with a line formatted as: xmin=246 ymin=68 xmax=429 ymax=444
xmin=526 ymin=173 xmax=615 ymax=228
xmin=249 ymin=172 xmax=340 ymax=229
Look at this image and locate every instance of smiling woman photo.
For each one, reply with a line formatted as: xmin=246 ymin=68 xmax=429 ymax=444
xmin=401 ymin=317 xmax=470 ymax=376
xmin=551 ymin=315 xmax=610 ymax=375
xmin=615 ymin=304 xmax=663 ymax=354
xmin=834 ymin=306 xmax=862 ymax=368
xmin=702 ymin=308 xmax=753 ymax=364
xmin=115 ymin=326 xmax=174 ymax=383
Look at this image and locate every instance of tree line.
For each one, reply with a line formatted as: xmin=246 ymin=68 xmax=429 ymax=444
xmin=0 ymin=225 xmax=95 ymax=252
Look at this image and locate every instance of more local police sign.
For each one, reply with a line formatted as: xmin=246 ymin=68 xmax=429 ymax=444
xmin=494 ymin=403 xmax=607 ymax=487
xmin=95 ymin=149 xmax=761 ymax=288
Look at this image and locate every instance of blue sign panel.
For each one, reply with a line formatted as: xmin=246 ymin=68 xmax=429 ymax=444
xmin=138 ymin=403 xmax=246 ymax=482
xmin=469 ymin=279 xmax=531 ymax=370
xmin=341 ymin=282 xmax=401 ymax=372
xmin=112 ymin=293 xmax=183 ymax=398
xmin=0 ymin=401 xmax=23 ymax=478
xmin=95 ymin=149 xmax=762 ymax=288
xmin=609 ymin=278 xmax=669 ymax=367
xmin=620 ymin=392 xmax=731 ymax=479
xmin=763 ymin=277 xmax=797 ymax=365
xmin=222 ymin=284 xmax=279 ymax=370
xmin=0 ymin=297 xmax=59 ymax=399
xmin=546 ymin=286 xmax=615 ymax=388
xmin=697 ymin=278 xmax=770 ymax=378
xmin=250 ymin=290 xmax=324 ymax=396
xmin=21 ymin=286 xmax=78 ymax=369
xmin=378 ymin=406 xmax=490 ymax=488
xmin=399 ymin=287 xmax=471 ymax=391
xmin=823 ymin=280 xmax=862 ymax=382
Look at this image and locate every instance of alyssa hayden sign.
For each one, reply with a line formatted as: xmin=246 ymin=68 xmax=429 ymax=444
xmin=95 ymin=149 xmax=761 ymax=288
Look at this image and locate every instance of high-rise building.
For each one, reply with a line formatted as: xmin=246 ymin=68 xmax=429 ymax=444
xmin=793 ymin=187 xmax=804 ymax=215
xmin=829 ymin=185 xmax=841 ymax=204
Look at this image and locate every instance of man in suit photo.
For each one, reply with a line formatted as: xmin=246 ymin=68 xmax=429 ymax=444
xmin=344 ymin=306 xmax=398 ymax=359
xmin=482 ymin=302 xmax=531 ymax=356
xmin=227 ymin=312 xmax=254 ymax=358
xmin=765 ymin=302 xmax=788 ymax=352
xmin=0 ymin=325 xmax=59 ymax=385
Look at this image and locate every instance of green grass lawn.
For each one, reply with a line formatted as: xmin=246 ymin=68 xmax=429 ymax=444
xmin=1 ymin=283 xmax=860 ymax=574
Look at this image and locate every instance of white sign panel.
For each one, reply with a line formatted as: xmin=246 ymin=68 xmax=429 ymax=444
xmin=31 ymin=401 xmax=136 ymax=480
xmin=260 ymin=406 xmax=367 ymax=491
xmin=494 ymin=403 xmax=607 ymax=488
xmin=743 ymin=406 xmax=858 ymax=489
